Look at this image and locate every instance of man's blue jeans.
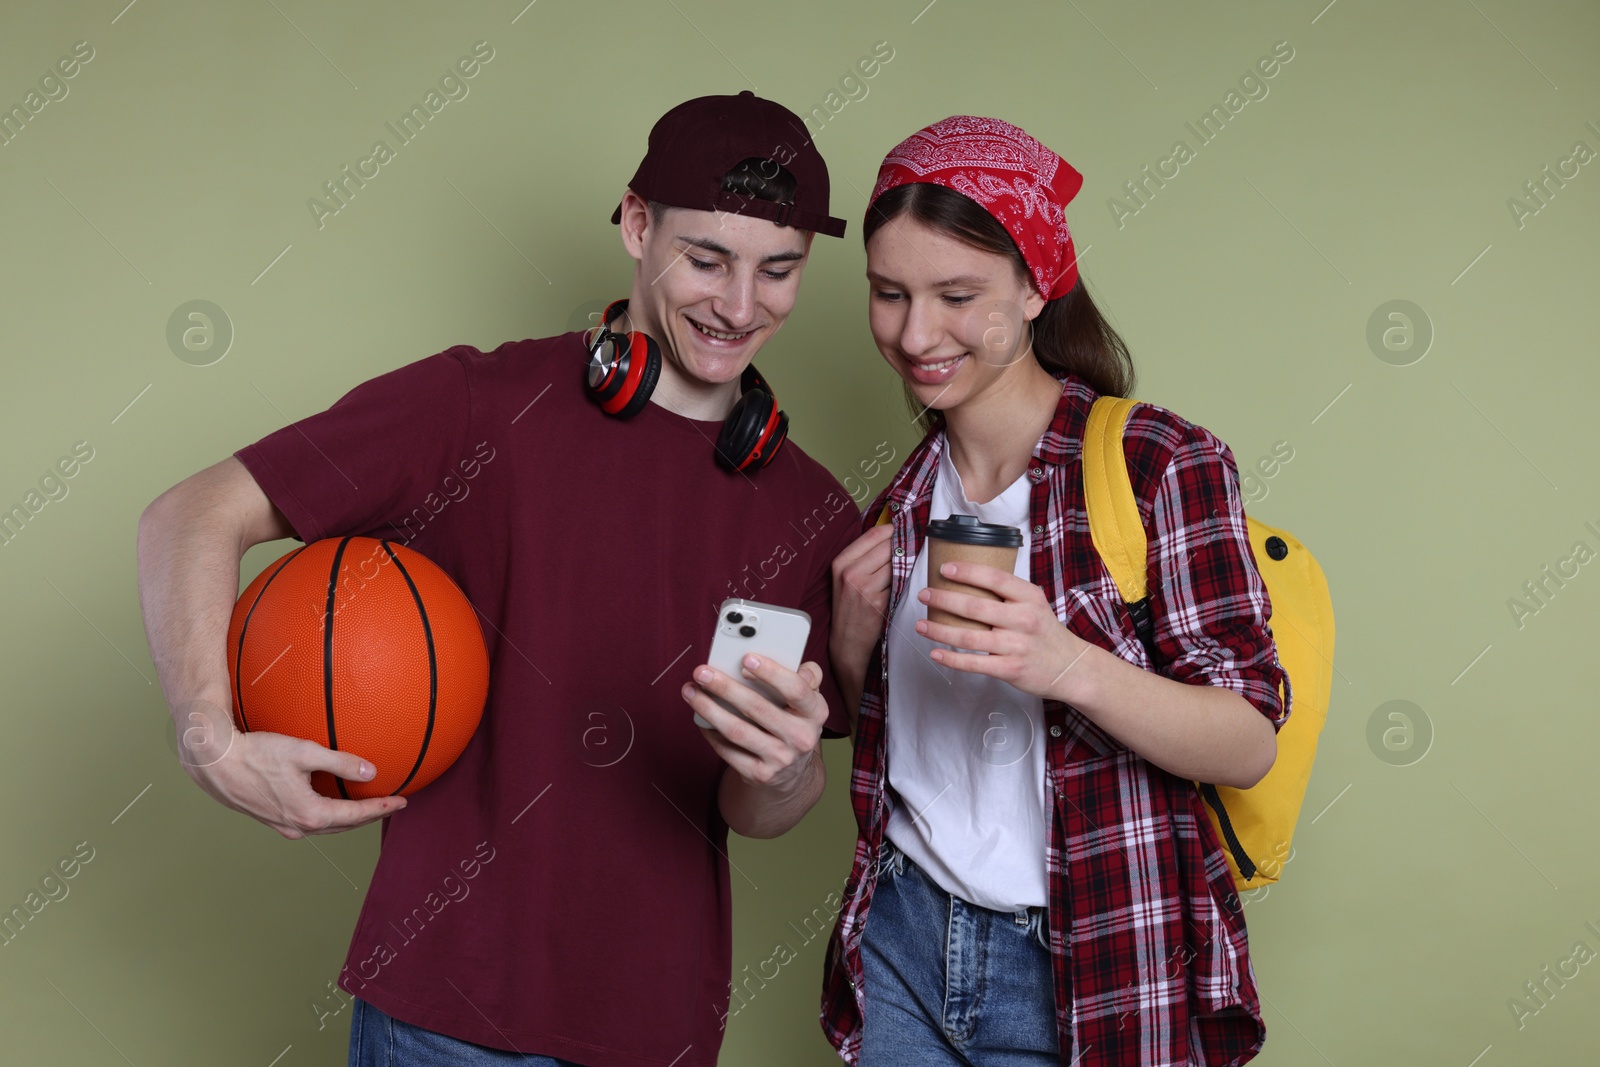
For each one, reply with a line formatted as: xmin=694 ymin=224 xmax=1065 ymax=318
xmin=859 ymin=838 xmax=1061 ymax=1066
xmin=348 ymin=996 xmax=585 ymax=1066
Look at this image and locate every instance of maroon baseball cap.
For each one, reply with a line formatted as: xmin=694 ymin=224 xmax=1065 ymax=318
xmin=610 ymin=90 xmax=847 ymax=238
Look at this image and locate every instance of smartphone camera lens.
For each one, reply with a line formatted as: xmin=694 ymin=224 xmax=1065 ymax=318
xmin=726 ymin=611 xmax=743 ymax=624
xmin=739 ymin=625 xmax=756 ymax=638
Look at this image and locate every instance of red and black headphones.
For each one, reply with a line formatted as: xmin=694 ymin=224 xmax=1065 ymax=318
xmin=583 ymin=299 xmax=789 ymax=472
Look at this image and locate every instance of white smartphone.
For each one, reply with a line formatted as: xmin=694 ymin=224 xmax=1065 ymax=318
xmin=693 ymin=599 xmax=813 ymax=729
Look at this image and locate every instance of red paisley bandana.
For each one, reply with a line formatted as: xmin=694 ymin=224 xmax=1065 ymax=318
xmin=869 ymin=116 xmax=1084 ymax=300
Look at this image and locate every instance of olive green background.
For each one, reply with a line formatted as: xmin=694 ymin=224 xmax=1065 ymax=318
xmin=2 ymin=0 xmax=1596 ymax=1063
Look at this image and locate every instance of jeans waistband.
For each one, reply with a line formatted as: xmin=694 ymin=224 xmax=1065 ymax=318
xmin=876 ymin=837 xmax=1051 ymax=950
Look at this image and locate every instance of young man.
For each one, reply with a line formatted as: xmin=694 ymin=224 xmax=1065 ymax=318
xmin=136 ymin=91 xmax=856 ymax=1067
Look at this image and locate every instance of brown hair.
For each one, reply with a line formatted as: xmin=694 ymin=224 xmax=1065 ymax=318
xmin=863 ymin=182 xmax=1136 ymax=433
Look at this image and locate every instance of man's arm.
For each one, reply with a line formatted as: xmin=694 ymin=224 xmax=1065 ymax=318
xmin=717 ymin=745 xmax=826 ymax=840
xmin=137 ymin=456 xmax=404 ymax=838
xmin=683 ymin=657 xmax=831 ymax=839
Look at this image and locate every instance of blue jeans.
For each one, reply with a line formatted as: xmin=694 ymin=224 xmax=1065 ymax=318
xmin=348 ymin=997 xmax=586 ymax=1066
xmin=860 ymin=838 xmax=1060 ymax=1066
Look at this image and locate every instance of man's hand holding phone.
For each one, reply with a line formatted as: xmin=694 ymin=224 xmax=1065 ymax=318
xmin=679 ymin=599 xmax=830 ymax=839
xmin=682 ymin=652 xmax=830 ymax=794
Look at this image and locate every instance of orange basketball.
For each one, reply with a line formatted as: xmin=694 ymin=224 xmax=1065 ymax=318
xmin=226 ymin=536 xmax=489 ymax=800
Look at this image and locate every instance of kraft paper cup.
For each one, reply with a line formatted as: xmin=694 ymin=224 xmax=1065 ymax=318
xmin=925 ymin=515 xmax=1023 ymax=631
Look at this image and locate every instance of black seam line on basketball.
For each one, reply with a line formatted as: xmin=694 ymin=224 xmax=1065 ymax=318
xmin=325 ymin=537 xmax=352 ymax=801
xmin=381 ymin=540 xmax=437 ymax=797
xmin=234 ymin=545 xmax=307 ymax=734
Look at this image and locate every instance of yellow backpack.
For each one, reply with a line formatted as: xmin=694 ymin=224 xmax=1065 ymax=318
xmin=1082 ymin=396 xmax=1334 ymax=890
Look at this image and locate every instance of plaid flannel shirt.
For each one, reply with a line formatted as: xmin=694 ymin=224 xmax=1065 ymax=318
xmin=820 ymin=373 xmax=1291 ymax=1067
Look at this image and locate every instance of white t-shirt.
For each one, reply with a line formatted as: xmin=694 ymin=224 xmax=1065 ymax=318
xmin=883 ymin=443 xmax=1049 ymax=912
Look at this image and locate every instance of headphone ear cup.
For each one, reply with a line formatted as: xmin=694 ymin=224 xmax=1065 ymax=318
xmin=714 ymin=390 xmax=764 ymax=471
xmin=757 ymin=409 xmax=789 ymax=469
xmin=588 ymin=330 xmax=661 ymax=418
xmin=610 ymin=331 xmax=660 ymax=419
xmin=715 ymin=389 xmax=787 ymax=471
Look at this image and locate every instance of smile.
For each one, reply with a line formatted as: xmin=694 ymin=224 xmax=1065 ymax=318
xmin=688 ymin=319 xmax=754 ymax=342
xmin=906 ymin=353 xmax=968 ymax=383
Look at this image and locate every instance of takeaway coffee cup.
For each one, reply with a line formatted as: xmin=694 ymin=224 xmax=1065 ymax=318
xmin=925 ymin=514 xmax=1023 ymax=631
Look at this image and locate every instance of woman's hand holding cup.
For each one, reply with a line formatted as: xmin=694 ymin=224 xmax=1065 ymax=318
xmin=923 ymin=515 xmax=1022 ymax=631
xmin=916 ymin=556 xmax=1096 ymax=704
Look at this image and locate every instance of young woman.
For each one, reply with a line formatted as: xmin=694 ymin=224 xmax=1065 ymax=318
xmin=819 ymin=117 xmax=1291 ymax=1067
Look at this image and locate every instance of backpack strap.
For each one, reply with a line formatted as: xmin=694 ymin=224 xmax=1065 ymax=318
xmin=1083 ymin=396 xmax=1157 ymax=648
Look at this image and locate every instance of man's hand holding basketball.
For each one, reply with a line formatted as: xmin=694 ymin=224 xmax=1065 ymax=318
xmin=174 ymin=694 xmax=404 ymax=839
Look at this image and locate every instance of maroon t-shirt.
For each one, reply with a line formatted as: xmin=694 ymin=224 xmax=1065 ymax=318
xmin=234 ymin=332 xmax=857 ymax=1067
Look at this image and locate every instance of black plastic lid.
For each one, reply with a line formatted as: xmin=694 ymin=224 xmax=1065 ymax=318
xmin=925 ymin=513 xmax=1023 ymax=548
